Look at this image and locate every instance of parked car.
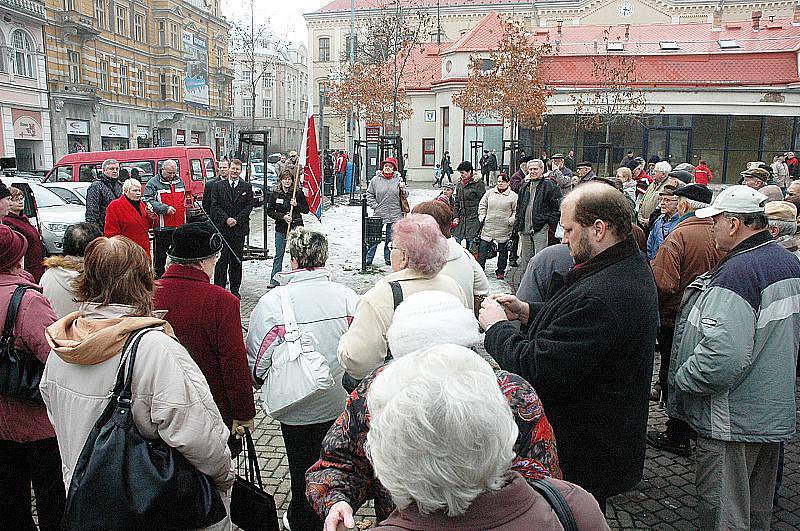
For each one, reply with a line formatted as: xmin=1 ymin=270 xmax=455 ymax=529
xmin=7 ymin=179 xmax=85 ymax=255
xmin=43 ymin=146 xmax=219 ymax=222
xmin=42 ymin=181 xmax=91 ymax=205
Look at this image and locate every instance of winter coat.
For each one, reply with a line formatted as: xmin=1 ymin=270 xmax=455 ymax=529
xmin=651 ymin=215 xmax=723 ymax=328
xmin=787 ymin=156 xmax=799 ymax=179
xmin=375 ymin=474 xmax=608 ymax=530
xmin=154 ymin=264 xmax=256 ymax=429
xmin=453 ymin=176 xmax=486 ymax=242
xmin=206 ymin=178 xmax=254 ymax=238
xmin=85 ymin=175 xmax=122 ymax=230
xmin=488 ymin=153 xmax=499 ymax=171
xmin=546 ymin=167 xmax=573 ymax=195
xmin=516 ymin=244 xmax=573 ymax=306
xmin=510 ymin=170 xmax=525 ymax=194
xmin=485 ymin=237 xmax=659 ymax=498
xmin=306 ymin=353 xmax=562 ymax=523
xmin=441 ymin=238 xmax=490 ymax=311
xmin=3 ymin=212 xmax=45 ymax=281
xmin=772 ymin=161 xmax=791 ymax=189
xmin=646 ymin=211 xmax=681 ymax=260
xmin=246 ymin=268 xmax=359 ymax=425
xmin=514 ymin=178 xmax=561 ymax=235
xmin=40 ymin=303 xmax=235 ymax=494
xmin=266 ymin=185 xmax=309 ymax=235
xmin=775 ymin=234 xmax=800 ymax=260
xmin=104 ymin=196 xmax=154 ymax=257
xmin=366 ymin=171 xmax=407 ymax=224
xmin=143 ymin=175 xmax=187 ymax=230
xmin=40 ymin=255 xmax=83 ymax=319
xmin=337 ymin=268 xmax=466 ymax=380
xmin=0 ymin=272 xmax=57 ymax=442
xmin=638 ymin=177 xmax=672 ymax=224
xmin=694 ymin=164 xmax=714 ymax=186
xmin=478 ymin=186 xmax=517 ymax=243
xmin=667 ymin=231 xmax=800 ymax=442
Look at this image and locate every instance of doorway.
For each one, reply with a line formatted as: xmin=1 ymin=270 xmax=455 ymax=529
xmin=645 ymin=128 xmax=691 ymax=165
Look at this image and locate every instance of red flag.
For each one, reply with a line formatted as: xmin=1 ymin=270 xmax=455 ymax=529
xmin=299 ymin=91 xmax=322 ymax=220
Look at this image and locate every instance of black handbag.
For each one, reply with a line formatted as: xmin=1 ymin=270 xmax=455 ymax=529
xmin=62 ymin=328 xmax=227 ymax=531
xmin=530 ymin=478 xmax=579 ymax=531
xmin=231 ymin=427 xmax=279 ymax=531
xmin=0 ymin=285 xmax=45 ymax=401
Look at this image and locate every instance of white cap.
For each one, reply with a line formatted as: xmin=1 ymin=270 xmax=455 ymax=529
xmin=695 ymin=185 xmax=768 ymax=219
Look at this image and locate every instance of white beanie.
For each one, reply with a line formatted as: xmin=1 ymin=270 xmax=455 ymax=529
xmin=387 ymin=290 xmax=481 ymax=358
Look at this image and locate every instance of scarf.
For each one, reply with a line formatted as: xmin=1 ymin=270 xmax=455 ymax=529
xmin=461 ymin=174 xmax=473 ymax=187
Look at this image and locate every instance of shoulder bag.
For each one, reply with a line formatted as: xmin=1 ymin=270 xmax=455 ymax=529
xmin=263 ymin=287 xmax=334 ymax=418
xmin=530 ymin=478 xmax=579 ymax=531
xmin=399 ymin=184 xmax=410 ymax=214
xmin=230 ymin=427 xmax=280 ymax=531
xmin=0 ymin=285 xmax=45 ymax=401
xmin=62 ymin=328 xmax=227 ymax=531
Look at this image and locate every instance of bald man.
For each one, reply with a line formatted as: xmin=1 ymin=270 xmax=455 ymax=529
xmin=479 ymin=182 xmax=659 ymax=513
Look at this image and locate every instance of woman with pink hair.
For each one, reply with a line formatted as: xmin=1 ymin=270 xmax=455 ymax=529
xmin=337 ymin=213 xmax=467 ymax=380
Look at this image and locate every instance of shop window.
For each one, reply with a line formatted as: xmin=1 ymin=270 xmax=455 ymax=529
xmin=318 ymin=37 xmax=330 ymax=62
xmin=422 ymin=138 xmax=435 ymax=167
xmin=11 ymin=30 xmax=35 ymax=78
xmin=693 ymin=115 xmax=727 ymax=150
xmin=204 ymin=158 xmax=216 ymax=181
xmin=726 ymin=150 xmax=759 ymax=181
xmin=763 ymin=117 xmax=794 ymax=157
xmin=190 ymin=159 xmax=203 ymax=181
xmin=728 ymin=116 xmax=762 ymax=151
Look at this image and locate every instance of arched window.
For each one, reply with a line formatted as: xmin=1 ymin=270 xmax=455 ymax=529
xmin=11 ymin=30 xmax=35 ymax=78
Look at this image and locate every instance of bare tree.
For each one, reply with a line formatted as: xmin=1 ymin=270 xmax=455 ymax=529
xmin=570 ymin=26 xmax=651 ymax=177
xmin=454 ymin=17 xmax=552 ymax=170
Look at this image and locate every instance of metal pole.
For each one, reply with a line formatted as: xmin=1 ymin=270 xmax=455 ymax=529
xmin=361 ymin=193 xmax=367 ymax=272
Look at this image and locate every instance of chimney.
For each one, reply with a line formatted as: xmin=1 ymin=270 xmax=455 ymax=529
xmin=711 ymin=7 xmax=722 ymax=30
xmin=752 ymin=10 xmax=762 ymax=30
xmin=557 ymin=20 xmax=563 ymax=36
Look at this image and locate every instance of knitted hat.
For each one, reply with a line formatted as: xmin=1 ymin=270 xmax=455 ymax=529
xmin=167 ymin=222 xmax=223 ymax=262
xmin=386 ymin=290 xmax=481 ymax=358
xmin=0 ymin=224 xmax=28 ymax=271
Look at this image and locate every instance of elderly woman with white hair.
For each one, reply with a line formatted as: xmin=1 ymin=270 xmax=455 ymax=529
xmin=368 ymin=345 xmax=609 ymax=529
xmin=337 ymin=213 xmax=467 ymax=380
xmin=307 ymin=290 xmax=562 ymax=530
xmin=104 ymin=178 xmax=156 ymax=257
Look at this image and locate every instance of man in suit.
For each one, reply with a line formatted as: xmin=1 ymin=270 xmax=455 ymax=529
xmin=207 ymin=158 xmax=253 ymax=298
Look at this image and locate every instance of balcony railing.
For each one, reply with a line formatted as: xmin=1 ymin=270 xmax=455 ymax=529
xmin=0 ymin=0 xmax=45 ymax=19
xmin=58 ymin=10 xmax=100 ymax=37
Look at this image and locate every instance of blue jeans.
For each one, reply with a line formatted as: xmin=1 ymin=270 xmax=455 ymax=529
xmin=366 ymin=222 xmax=393 ymax=265
xmin=270 ymin=231 xmax=287 ymax=285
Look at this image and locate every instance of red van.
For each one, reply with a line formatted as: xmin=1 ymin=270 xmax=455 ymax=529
xmin=44 ymin=146 xmax=218 ymax=222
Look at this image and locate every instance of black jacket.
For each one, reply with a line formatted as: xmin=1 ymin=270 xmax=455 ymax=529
xmin=485 ymin=237 xmax=658 ymax=499
xmin=514 ymin=178 xmax=562 ymax=234
xmin=267 ymin=186 xmax=309 ymax=234
xmin=85 ymin=176 xmax=122 ymax=230
xmin=452 ymin=177 xmax=486 ymax=242
xmin=206 ymin=179 xmax=254 ymax=237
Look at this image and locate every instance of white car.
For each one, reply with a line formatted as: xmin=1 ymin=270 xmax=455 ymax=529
xmin=9 ymin=179 xmax=86 ymax=255
xmin=42 ymin=181 xmax=91 ymax=206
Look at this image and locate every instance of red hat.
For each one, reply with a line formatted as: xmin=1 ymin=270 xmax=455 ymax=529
xmin=382 ymin=157 xmax=398 ymax=171
xmin=0 ymin=224 xmax=27 ymax=271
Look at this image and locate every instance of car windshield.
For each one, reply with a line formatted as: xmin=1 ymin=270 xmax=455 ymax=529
xmin=47 ymin=187 xmax=83 ymax=205
xmin=29 ymin=184 xmax=68 ymax=208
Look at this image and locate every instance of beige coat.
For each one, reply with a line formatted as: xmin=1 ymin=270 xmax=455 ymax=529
xmin=478 ymin=186 xmax=518 ymax=243
xmin=40 ymin=255 xmax=83 ymax=319
xmin=337 ymin=268 xmax=466 ymax=379
xmin=40 ymin=303 xmax=235 ymax=524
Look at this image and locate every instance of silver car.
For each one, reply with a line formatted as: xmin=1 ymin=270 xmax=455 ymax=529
xmin=42 ymin=181 xmax=91 ymax=206
xmin=10 ymin=179 xmax=86 ymax=255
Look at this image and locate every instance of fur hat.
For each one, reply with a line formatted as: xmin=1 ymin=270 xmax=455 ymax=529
xmin=167 ymin=222 xmax=223 ymax=262
xmin=387 ymin=290 xmax=481 ymax=358
xmin=0 ymin=224 xmax=27 ymax=271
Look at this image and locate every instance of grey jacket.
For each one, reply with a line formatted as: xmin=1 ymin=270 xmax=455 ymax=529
xmin=668 ymin=231 xmax=800 ymax=442
xmin=366 ymin=171 xmax=406 ymax=224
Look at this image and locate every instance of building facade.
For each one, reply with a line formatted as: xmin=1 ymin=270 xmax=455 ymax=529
xmin=306 ymin=0 xmax=800 ymax=182
xmin=230 ymin=42 xmax=308 ymax=157
xmin=0 ymin=0 xmax=52 ymax=170
xmin=44 ymin=0 xmax=233 ymax=162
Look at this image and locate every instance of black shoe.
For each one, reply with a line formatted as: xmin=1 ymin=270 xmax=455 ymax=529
xmin=646 ymin=430 xmax=693 ymax=457
xmin=509 ymin=260 xmax=519 ymax=268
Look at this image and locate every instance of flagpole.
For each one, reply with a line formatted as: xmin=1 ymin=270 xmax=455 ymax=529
xmin=285 ymin=161 xmax=302 ymax=239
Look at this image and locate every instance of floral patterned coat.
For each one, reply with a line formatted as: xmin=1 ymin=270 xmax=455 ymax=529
xmin=305 ymin=355 xmax=561 ymax=522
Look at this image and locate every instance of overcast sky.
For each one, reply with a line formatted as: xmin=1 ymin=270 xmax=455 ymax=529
xmin=221 ymin=0 xmax=332 ymax=45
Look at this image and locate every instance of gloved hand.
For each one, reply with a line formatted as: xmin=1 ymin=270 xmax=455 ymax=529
xmin=231 ymin=418 xmax=255 ymax=438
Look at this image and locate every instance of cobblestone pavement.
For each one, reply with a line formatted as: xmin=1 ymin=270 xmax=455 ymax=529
xmin=237 ymin=193 xmax=800 ymax=530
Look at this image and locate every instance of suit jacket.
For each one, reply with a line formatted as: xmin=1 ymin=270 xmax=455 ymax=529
xmin=207 ymin=179 xmax=254 ymax=237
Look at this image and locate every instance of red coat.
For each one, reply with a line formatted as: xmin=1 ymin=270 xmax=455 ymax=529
xmin=104 ymin=196 xmax=154 ymax=258
xmin=154 ymin=264 xmax=256 ymax=428
xmin=3 ymin=213 xmax=45 ymax=282
xmin=694 ymin=164 xmax=714 ymax=186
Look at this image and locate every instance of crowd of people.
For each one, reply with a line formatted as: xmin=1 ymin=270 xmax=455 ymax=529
xmin=2 ymin=145 xmax=800 ymax=531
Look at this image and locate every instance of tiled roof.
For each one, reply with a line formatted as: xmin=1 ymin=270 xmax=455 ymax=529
xmin=399 ymin=42 xmax=445 ymax=90
xmin=312 ymin=0 xmax=525 ymax=14
xmin=444 ymin=11 xmax=506 ymax=54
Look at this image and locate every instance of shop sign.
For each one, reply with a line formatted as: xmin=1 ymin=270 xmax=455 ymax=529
xmin=136 ymin=125 xmax=150 ymax=139
xmin=100 ymin=123 xmax=130 ymax=138
xmin=191 ymin=131 xmax=200 ymax=144
xmin=424 ymin=110 xmax=436 ymax=122
xmin=176 ymin=129 xmax=186 ymax=145
xmin=366 ymin=126 xmax=381 ymax=139
xmin=66 ymin=119 xmax=89 ymax=136
xmin=214 ymin=127 xmax=222 ymax=139
xmin=13 ymin=116 xmax=42 ymax=140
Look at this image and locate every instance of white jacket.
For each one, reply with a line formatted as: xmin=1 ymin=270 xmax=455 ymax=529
xmin=40 ymin=304 xmax=235 ymax=500
xmin=478 ymin=187 xmax=518 ymax=243
xmin=40 ymin=256 xmax=83 ymax=319
xmin=246 ymin=268 xmax=359 ymax=425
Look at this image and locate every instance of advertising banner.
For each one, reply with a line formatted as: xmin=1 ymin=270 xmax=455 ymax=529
xmin=183 ymin=30 xmax=209 ymax=107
